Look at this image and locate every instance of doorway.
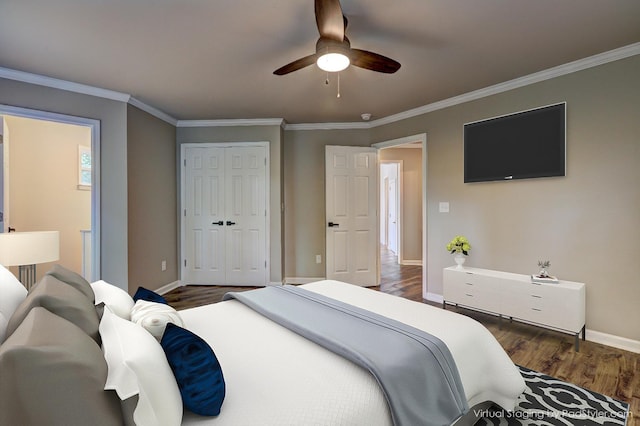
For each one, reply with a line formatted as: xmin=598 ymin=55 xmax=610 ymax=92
xmin=380 ymin=161 xmax=401 ymax=257
xmin=0 ymin=105 xmax=100 ymax=282
xmin=374 ymin=134 xmax=425 ymax=292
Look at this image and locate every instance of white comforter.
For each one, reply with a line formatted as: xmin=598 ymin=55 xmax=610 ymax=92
xmin=180 ymin=280 xmax=525 ymax=425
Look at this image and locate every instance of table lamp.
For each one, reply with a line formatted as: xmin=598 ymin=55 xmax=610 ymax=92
xmin=0 ymin=231 xmax=60 ymax=289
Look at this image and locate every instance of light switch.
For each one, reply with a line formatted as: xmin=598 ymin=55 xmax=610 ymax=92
xmin=439 ymin=202 xmax=449 ymax=213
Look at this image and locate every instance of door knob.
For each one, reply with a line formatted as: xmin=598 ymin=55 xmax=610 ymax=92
xmin=328 ymin=222 xmax=339 ymax=228
xmin=8 ymin=227 xmax=16 ymax=233
xmin=212 ymin=221 xmax=224 ymax=226
xmin=226 ymin=221 xmax=236 ymax=226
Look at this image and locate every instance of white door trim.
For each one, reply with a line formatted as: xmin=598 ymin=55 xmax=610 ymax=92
xmin=372 ymin=133 xmax=427 ymax=297
xmin=179 ymin=142 xmax=270 ymax=285
xmin=0 ymin=103 xmax=101 ymax=282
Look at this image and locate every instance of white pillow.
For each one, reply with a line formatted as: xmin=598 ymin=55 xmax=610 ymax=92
xmin=91 ymin=280 xmax=135 ymax=320
xmin=130 ymin=300 xmax=183 ymax=340
xmin=0 ymin=264 xmax=28 ymax=343
xmin=99 ymin=307 xmax=182 ymax=426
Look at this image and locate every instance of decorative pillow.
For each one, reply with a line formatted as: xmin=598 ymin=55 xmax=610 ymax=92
xmin=99 ymin=307 xmax=183 ymax=426
xmin=130 ymin=300 xmax=184 ymax=340
xmin=5 ymin=275 xmax=101 ymax=343
xmin=92 ymin=280 xmax=135 ymax=320
xmin=0 ymin=264 xmax=27 ymax=343
xmin=46 ymin=264 xmax=95 ymax=302
xmin=0 ymin=307 xmax=123 ymax=425
xmin=133 ymin=286 xmax=168 ymax=304
xmin=161 ymin=323 xmax=226 ymax=416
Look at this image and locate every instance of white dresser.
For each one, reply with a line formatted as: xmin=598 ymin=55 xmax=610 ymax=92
xmin=443 ymin=266 xmax=586 ymax=350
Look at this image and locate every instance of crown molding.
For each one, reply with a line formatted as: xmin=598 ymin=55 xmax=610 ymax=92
xmin=128 ymin=97 xmax=177 ymax=125
xmin=0 ymin=66 xmax=131 ymax=103
xmin=369 ymin=42 xmax=640 ymax=128
xmin=177 ymin=118 xmax=285 ymax=128
xmin=1 ymin=42 xmax=637 ymax=130
xmin=284 ymin=121 xmax=371 ymax=131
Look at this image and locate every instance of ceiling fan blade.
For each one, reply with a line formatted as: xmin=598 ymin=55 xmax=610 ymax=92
xmin=273 ymin=54 xmax=318 ymax=75
xmin=315 ymin=0 xmax=344 ymax=41
xmin=350 ymin=49 xmax=401 ymax=74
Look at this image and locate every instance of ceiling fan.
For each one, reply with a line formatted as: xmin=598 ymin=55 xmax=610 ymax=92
xmin=274 ymin=0 xmax=401 ymax=75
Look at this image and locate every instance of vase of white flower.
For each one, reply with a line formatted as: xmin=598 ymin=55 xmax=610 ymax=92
xmin=446 ymin=235 xmax=471 ymax=269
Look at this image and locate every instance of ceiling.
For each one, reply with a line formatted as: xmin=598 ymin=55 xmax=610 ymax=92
xmin=1 ymin=1 xmax=639 ymax=124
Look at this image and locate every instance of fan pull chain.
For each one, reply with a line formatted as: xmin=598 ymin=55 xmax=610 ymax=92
xmin=337 ymin=73 xmax=341 ymax=98
xmin=325 ymin=72 xmax=330 ymax=85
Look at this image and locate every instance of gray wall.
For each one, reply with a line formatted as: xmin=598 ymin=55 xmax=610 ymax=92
xmin=127 ymin=105 xmax=178 ymax=293
xmin=283 ymin=128 xmax=372 ymax=279
xmin=370 ymin=55 xmax=640 ymax=341
xmin=176 ymin=125 xmax=284 ymax=283
xmin=0 ymin=78 xmax=129 ymax=289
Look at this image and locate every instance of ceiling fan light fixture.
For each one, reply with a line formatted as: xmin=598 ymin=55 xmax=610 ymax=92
xmin=317 ymin=52 xmax=350 ymax=72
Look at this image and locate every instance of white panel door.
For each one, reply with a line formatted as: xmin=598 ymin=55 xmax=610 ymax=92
xmin=184 ymin=147 xmax=226 ymax=284
xmin=387 ymin=176 xmax=398 ymax=254
xmin=224 ymin=147 xmax=267 ymax=285
xmin=326 ymin=146 xmax=378 ymax=286
xmin=183 ymin=145 xmax=267 ymax=286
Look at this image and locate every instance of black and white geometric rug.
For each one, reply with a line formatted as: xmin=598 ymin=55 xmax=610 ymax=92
xmin=475 ymin=366 xmax=630 ymax=426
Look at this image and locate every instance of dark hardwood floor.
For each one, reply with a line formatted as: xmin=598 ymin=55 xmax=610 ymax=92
xmin=164 ymin=248 xmax=639 ymax=424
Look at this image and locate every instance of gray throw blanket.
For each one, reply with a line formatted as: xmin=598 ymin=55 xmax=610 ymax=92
xmin=223 ymin=285 xmax=468 ymax=426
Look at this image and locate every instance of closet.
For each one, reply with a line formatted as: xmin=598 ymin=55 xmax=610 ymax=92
xmin=182 ymin=144 xmax=267 ymax=285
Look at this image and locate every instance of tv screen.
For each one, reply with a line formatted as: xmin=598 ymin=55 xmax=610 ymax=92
xmin=464 ymin=103 xmax=566 ymax=183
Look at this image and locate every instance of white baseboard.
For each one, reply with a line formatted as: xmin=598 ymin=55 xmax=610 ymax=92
xmin=401 ymin=259 xmax=423 ymax=266
xmin=155 ymin=280 xmax=182 ymax=295
xmin=586 ymin=329 xmax=640 ymax=354
xmin=426 ymin=292 xmax=640 ymax=354
xmin=284 ymin=277 xmax=326 ymax=285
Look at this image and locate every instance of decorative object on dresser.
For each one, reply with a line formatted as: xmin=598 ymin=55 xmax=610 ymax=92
xmin=0 ymin=231 xmax=60 ymax=289
xmin=442 ymin=266 xmax=586 ymax=351
xmin=446 ymin=235 xmax=471 ymax=269
xmin=531 ymin=260 xmax=559 ymax=284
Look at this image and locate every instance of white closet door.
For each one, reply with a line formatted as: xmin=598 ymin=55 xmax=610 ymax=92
xmin=224 ymin=146 xmax=267 ymax=286
xmin=183 ymin=145 xmax=267 ymax=286
xmin=325 ymin=146 xmax=378 ymax=286
xmin=184 ymin=147 xmax=226 ymax=284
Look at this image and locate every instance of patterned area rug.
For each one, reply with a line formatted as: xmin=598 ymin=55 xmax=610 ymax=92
xmin=475 ymin=366 xmax=630 ymax=426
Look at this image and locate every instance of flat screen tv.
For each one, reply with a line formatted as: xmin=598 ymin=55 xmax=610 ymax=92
xmin=464 ymin=102 xmax=566 ymax=183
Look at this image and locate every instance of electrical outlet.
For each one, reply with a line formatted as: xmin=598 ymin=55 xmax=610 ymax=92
xmin=161 ymin=260 xmax=167 ymax=271
xmin=316 ymin=255 xmax=322 ymax=264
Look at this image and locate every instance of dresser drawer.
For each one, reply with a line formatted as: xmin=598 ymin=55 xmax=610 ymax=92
xmin=502 ymin=282 xmax=584 ymax=333
xmin=444 ymin=270 xmax=500 ymax=312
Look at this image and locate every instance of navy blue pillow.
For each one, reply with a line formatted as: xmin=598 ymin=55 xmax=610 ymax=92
xmin=132 ymin=286 xmax=168 ymax=304
xmin=160 ymin=323 xmax=226 ymax=416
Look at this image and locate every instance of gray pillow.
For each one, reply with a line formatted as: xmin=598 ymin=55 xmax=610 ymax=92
xmin=0 ymin=307 xmax=123 ymax=425
xmin=46 ymin=264 xmax=95 ymax=302
xmin=5 ymin=274 xmax=100 ymax=343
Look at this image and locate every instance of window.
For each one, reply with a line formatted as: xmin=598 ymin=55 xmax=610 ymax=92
xmin=78 ymin=145 xmax=91 ymax=189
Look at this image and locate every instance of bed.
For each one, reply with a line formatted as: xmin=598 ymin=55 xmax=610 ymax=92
xmin=0 ymin=265 xmax=525 ymax=426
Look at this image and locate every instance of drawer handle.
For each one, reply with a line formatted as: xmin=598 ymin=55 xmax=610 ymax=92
xmin=531 ymin=308 xmax=542 ymax=311
xmin=465 ymin=282 xmax=473 ymax=286
xmin=465 ymin=293 xmax=473 ymax=297
xmin=531 ymin=295 xmax=542 ymax=298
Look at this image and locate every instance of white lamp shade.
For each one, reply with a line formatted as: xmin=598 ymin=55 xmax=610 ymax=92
xmin=0 ymin=231 xmax=60 ymax=266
